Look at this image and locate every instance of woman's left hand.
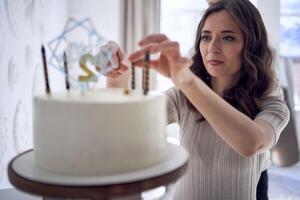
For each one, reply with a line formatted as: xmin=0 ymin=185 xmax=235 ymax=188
xmin=128 ymin=34 xmax=194 ymax=87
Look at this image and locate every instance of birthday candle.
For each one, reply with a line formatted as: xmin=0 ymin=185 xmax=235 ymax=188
xmin=131 ymin=62 xmax=135 ymax=90
xmin=63 ymin=51 xmax=70 ymax=91
xmin=41 ymin=45 xmax=51 ymax=95
xmin=143 ymin=51 xmax=150 ymax=95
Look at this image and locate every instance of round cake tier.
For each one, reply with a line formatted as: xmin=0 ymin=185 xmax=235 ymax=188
xmin=33 ymin=89 xmax=167 ymax=176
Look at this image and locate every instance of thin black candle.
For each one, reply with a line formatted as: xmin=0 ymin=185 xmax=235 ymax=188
xmin=63 ymin=51 xmax=70 ymax=91
xmin=131 ymin=62 xmax=135 ymax=90
xmin=143 ymin=51 xmax=150 ymax=95
xmin=41 ymin=45 xmax=51 ymax=95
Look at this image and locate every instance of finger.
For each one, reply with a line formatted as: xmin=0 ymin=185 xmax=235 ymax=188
xmin=120 ymin=56 xmax=130 ymax=67
xmin=128 ymin=49 xmax=149 ymax=63
xmin=106 ymin=70 xmax=122 ymax=77
xmin=107 ymin=69 xmax=118 ymax=74
xmin=129 ymin=41 xmax=180 ymax=62
xmin=106 ymin=41 xmax=126 ymax=64
xmin=139 ymin=34 xmax=170 ymax=47
xmin=106 ymin=73 xmax=122 ymax=78
xmin=107 ymin=62 xmax=129 ymax=74
xmin=175 ymin=57 xmax=193 ymax=68
xmin=119 ymin=64 xmax=129 ymax=72
xmin=116 ymin=46 xmax=126 ymax=61
xmin=134 ymin=59 xmax=171 ymax=77
xmin=109 ymin=65 xmax=127 ymax=73
xmin=113 ymin=52 xmax=120 ymax=66
xmin=151 ymin=41 xmax=180 ymax=57
xmin=134 ymin=57 xmax=192 ymax=70
xmin=132 ymin=59 xmax=160 ymax=70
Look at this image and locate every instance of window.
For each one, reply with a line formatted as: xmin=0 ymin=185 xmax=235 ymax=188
xmin=157 ymin=0 xmax=207 ymax=91
xmin=280 ymin=0 xmax=300 ymax=109
xmin=280 ymin=0 xmax=300 ymax=58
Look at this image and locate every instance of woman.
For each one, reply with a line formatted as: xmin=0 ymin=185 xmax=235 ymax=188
xmin=108 ymin=0 xmax=289 ymax=200
xmin=108 ymin=0 xmax=289 ymax=199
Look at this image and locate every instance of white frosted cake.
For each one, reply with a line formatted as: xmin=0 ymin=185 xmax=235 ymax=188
xmin=33 ymin=88 xmax=167 ymax=176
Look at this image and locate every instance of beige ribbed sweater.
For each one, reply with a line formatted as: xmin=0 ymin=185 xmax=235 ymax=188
xmin=166 ymin=87 xmax=290 ymax=200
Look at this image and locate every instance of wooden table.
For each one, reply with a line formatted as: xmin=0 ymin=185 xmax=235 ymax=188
xmin=8 ymin=147 xmax=188 ymax=200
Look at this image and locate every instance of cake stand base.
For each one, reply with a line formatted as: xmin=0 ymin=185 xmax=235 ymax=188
xmin=8 ymin=143 xmax=188 ymax=200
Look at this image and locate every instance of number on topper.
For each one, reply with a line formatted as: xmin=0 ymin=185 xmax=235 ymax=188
xmin=78 ymin=54 xmax=99 ymax=82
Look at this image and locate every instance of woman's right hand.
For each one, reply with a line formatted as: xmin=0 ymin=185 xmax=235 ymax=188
xmin=128 ymin=34 xmax=193 ymax=88
xmin=105 ymin=41 xmax=130 ymax=88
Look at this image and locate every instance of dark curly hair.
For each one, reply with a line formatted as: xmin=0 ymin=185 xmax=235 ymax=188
xmin=187 ymin=0 xmax=277 ymax=120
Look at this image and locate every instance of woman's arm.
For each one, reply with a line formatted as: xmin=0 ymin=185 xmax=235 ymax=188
xmin=129 ymin=34 xmax=289 ymax=158
xmin=176 ymin=69 xmax=282 ymax=157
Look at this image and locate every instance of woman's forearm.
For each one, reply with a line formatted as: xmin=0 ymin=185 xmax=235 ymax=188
xmin=175 ymin=69 xmax=267 ymax=157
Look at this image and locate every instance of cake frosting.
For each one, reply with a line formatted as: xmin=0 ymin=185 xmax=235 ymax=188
xmin=33 ymin=88 xmax=167 ymax=176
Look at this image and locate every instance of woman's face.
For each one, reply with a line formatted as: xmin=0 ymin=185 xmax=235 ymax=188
xmin=199 ymin=10 xmax=244 ymax=81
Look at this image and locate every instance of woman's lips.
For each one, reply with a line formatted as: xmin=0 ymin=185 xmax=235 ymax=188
xmin=208 ymin=60 xmax=224 ymax=65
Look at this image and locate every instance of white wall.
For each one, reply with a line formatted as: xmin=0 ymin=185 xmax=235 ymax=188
xmin=0 ymin=0 xmax=123 ymax=197
xmin=0 ymin=0 xmax=69 ymax=191
xmin=68 ymin=0 xmax=122 ymax=44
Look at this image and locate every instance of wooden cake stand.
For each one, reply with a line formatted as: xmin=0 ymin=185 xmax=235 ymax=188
xmin=8 ymin=144 xmax=189 ymax=200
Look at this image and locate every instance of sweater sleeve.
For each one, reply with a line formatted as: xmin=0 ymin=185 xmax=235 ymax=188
xmin=255 ymin=94 xmax=290 ymax=146
xmin=165 ymin=87 xmax=180 ymax=124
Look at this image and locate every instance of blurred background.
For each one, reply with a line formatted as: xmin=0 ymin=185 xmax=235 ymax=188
xmin=0 ymin=0 xmax=299 ymax=199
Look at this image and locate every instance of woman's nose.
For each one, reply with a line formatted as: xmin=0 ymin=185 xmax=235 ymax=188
xmin=208 ymin=39 xmax=221 ymax=54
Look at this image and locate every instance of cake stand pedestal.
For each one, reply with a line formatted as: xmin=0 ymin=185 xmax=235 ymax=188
xmin=8 ymin=145 xmax=188 ymax=200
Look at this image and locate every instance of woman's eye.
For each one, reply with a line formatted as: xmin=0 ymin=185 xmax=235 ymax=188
xmin=201 ymin=35 xmax=210 ymax=41
xmin=223 ymin=36 xmax=235 ymax=41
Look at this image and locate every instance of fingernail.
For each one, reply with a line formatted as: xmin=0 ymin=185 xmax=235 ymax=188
xmin=138 ymin=41 xmax=145 ymax=46
xmin=128 ymin=55 xmax=134 ymax=60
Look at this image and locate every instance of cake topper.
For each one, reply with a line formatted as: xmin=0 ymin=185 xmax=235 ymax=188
xmin=78 ymin=44 xmax=118 ymax=82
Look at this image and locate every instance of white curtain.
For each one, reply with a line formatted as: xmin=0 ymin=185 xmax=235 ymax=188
xmin=120 ymin=0 xmax=161 ymax=89
xmin=121 ymin=0 xmax=161 ymax=54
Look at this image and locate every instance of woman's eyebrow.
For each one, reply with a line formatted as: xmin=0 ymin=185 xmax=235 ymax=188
xmin=201 ymin=30 xmax=238 ymax=34
xmin=201 ymin=30 xmax=211 ymax=34
xmin=221 ymin=30 xmax=238 ymax=34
